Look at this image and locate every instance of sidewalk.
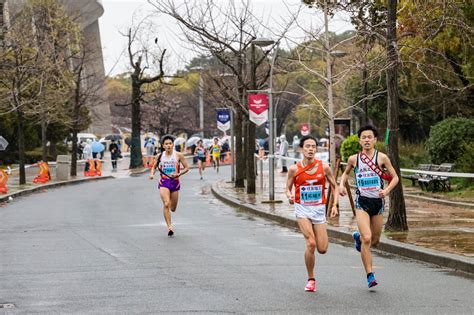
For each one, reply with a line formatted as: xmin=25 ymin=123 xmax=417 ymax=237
xmin=212 ymin=169 xmax=474 ymax=274
xmin=0 ymin=153 xmax=201 ymax=203
xmin=0 ymin=153 xmax=133 ymax=203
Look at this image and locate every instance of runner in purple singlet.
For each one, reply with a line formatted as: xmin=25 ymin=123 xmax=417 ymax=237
xmin=150 ymin=135 xmax=189 ymax=237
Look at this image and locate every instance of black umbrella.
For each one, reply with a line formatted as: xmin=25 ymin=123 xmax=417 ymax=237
xmin=0 ymin=136 xmax=8 ymax=151
xmin=104 ymin=134 xmax=122 ymax=141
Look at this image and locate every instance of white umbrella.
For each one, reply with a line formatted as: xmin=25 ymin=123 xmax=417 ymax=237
xmin=0 ymin=136 xmax=8 ymax=151
xmin=174 ymin=137 xmax=186 ymax=146
xmin=185 ymin=136 xmax=201 ymax=147
xmin=203 ymin=139 xmax=213 ymax=149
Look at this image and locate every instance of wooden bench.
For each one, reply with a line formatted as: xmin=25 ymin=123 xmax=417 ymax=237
xmin=402 ymin=164 xmax=433 ymax=186
xmin=418 ymin=163 xmax=455 ymax=192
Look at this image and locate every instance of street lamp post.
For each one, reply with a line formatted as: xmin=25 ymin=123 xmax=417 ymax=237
xmin=252 ymin=37 xmax=279 ymax=201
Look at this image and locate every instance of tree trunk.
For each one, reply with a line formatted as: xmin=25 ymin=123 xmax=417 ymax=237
xmin=245 ymin=118 xmax=256 ymax=194
xmin=49 ymin=141 xmax=57 ymax=160
xmin=41 ymin=114 xmax=47 ymax=161
xmin=130 ymin=79 xmax=143 ymax=169
xmin=17 ymin=109 xmax=26 ymax=185
xmin=234 ymin=108 xmax=245 ymax=188
xmin=71 ymin=130 xmax=78 ymax=177
xmin=384 ymin=0 xmax=408 ymax=232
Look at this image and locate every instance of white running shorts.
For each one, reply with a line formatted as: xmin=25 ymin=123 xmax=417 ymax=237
xmin=295 ymin=203 xmax=326 ymax=225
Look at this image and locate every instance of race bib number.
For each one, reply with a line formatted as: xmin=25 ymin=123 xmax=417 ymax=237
xmin=357 ymin=177 xmax=380 ymax=189
xmin=161 ymin=161 xmax=176 ymax=175
xmin=300 ymin=185 xmax=323 ymax=205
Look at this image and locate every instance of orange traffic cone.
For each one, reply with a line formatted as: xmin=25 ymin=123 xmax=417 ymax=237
xmin=33 ymin=161 xmax=51 ymax=183
xmin=89 ymin=160 xmax=97 ymax=176
xmin=224 ymin=152 xmax=231 ymax=164
xmin=95 ymin=159 xmax=102 ymax=176
xmin=84 ymin=160 xmax=96 ymax=177
xmin=0 ymin=169 xmax=8 ymax=194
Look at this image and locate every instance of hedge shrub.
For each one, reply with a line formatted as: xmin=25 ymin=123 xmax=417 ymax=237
xmin=340 ymin=134 xmax=361 ymax=162
xmin=425 ymin=117 xmax=474 ymax=166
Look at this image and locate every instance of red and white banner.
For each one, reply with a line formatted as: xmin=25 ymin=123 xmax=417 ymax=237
xmin=248 ymin=93 xmax=268 ymax=126
xmin=300 ymin=123 xmax=310 ymax=136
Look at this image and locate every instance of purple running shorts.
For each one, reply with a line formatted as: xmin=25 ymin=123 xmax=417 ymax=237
xmin=158 ymin=178 xmax=181 ymax=192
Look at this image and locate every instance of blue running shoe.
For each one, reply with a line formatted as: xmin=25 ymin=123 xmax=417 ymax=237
xmin=367 ymin=273 xmax=377 ymax=288
xmin=352 ymin=231 xmax=361 ymax=252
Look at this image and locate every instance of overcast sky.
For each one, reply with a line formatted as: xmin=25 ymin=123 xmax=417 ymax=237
xmin=99 ymin=0 xmax=354 ymax=76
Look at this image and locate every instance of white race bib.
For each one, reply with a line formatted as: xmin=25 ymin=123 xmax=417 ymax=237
xmin=299 ymin=185 xmax=323 ymax=206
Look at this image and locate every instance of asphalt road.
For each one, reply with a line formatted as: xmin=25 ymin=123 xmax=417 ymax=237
xmin=0 ymin=166 xmax=473 ymax=314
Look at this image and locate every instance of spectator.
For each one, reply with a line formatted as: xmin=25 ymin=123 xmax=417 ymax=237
xmin=292 ymin=135 xmax=301 ymax=160
xmin=145 ymin=139 xmax=155 ymax=167
xmin=221 ymin=139 xmax=230 ymax=162
xmin=279 ymin=134 xmax=289 ymax=173
xmin=263 ymin=137 xmax=269 ymax=156
xmin=82 ymin=139 xmax=92 ymax=173
xmin=109 ymin=139 xmax=120 ymax=171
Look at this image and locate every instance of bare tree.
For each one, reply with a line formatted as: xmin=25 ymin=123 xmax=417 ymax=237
xmin=151 ymin=0 xmax=295 ymax=193
xmin=67 ymin=42 xmax=105 ymax=176
xmin=141 ymin=84 xmax=196 ymax=135
xmin=123 ymin=20 xmax=167 ymax=169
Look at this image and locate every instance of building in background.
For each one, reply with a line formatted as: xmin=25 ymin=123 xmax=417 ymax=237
xmin=0 ymin=0 xmax=111 ymax=135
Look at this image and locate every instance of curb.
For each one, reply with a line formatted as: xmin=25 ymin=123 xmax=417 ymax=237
xmin=211 ymin=182 xmax=473 ymax=275
xmin=0 ymin=176 xmax=114 ymax=203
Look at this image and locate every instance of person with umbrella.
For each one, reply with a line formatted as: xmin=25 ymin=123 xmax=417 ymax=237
xmin=109 ymin=139 xmax=120 ymax=171
xmin=91 ymin=140 xmax=105 ymax=158
xmin=150 ymin=135 xmax=189 ymax=237
xmin=91 ymin=140 xmax=105 ymax=175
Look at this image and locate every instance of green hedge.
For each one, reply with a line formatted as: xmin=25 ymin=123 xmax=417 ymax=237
xmin=340 ymin=134 xmax=387 ymax=162
xmin=340 ymin=134 xmax=360 ymax=162
xmin=426 ymin=117 xmax=474 ymax=167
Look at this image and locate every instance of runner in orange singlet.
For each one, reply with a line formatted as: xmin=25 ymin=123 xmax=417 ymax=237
xmin=286 ymin=135 xmax=339 ymax=292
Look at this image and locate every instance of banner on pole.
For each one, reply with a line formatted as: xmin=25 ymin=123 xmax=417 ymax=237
xmin=216 ymin=108 xmax=231 ymax=132
xmin=300 ymin=123 xmax=310 ymax=136
xmin=248 ymin=93 xmax=268 ymax=126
